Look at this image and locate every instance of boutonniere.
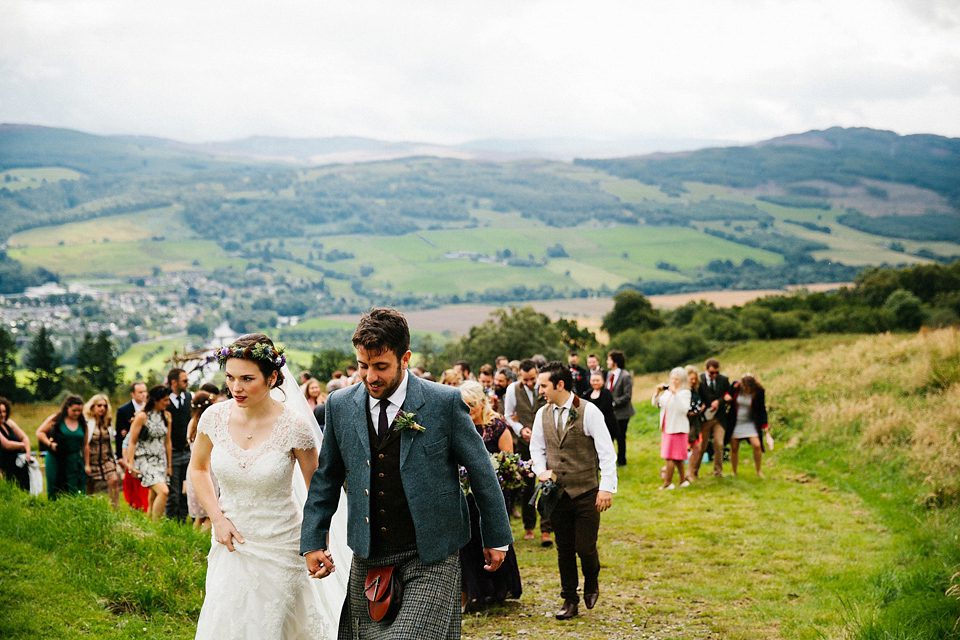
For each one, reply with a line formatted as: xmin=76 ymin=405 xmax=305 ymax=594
xmin=394 ymin=410 xmax=425 ymax=433
xmin=567 ymin=394 xmax=581 ymax=425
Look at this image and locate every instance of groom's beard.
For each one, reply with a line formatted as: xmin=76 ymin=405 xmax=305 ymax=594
xmin=364 ymin=368 xmax=405 ymax=400
xmin=494 ymin=385 xmax=507 ymax=398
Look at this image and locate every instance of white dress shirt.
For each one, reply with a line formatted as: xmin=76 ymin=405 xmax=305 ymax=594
xmin=530 ymin=393 xmax=618 ymax=494
xmin=502 ymin=381 xmax=537 ymax=436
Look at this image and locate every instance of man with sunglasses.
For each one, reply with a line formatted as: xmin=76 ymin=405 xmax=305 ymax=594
xmin=691 ymin=358 xmax=732 ymax=478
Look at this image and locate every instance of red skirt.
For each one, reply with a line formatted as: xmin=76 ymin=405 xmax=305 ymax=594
xmin=122 ymin=470 xmax=150 ymax=512
xmin=660 ymin=431 xmax=688 ymax=461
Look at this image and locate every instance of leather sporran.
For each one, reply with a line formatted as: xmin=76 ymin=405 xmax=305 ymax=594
xmin=364 ymin=565 xmax=403 ymax=622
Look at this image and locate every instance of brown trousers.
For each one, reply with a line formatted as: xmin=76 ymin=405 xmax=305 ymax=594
xmin=691 ymin=419 xmax=726 ymax=477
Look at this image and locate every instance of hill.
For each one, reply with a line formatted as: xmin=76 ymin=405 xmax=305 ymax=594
xmin=3 ymin=330 xmax=958 ymax=639
xmin=1 ymin=126 xmax=958 ymax=322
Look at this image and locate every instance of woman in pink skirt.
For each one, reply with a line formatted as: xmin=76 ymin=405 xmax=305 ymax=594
xmin=652 ymin=367 xmax=691 ymax=489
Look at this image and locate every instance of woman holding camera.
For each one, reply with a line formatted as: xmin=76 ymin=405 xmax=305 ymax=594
xmin=652 ymin=367 xmax=691 ymax=489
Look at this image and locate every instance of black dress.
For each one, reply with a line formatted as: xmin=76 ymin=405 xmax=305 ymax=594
xmin=0 ymin=421 xmax=30 ymax=491
xmin=459 ymin=417 xmax=523 ymax=608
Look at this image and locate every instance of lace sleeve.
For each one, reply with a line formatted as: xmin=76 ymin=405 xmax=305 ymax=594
xmin=197 ymin=403 xmax=220 ymax=438
xmin=288 ymin=411 xmax=319 ymax=451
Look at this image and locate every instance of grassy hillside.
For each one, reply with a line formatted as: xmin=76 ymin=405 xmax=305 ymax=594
xmin=3 ymin=330 xmax=959 ymax=639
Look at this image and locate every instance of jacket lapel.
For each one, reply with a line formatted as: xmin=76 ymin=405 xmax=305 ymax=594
xmin=352 ymin=384 xmax=371 ymax=452
xmin=400 ymin=373 xmax=426 ymax=467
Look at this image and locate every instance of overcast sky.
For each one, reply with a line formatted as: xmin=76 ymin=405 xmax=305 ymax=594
xmin=1 ymin=0 xmax=958 ymax=146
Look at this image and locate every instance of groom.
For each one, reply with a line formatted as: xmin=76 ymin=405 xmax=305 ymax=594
xmin=302 ymin=307 xmax=513 ymax=639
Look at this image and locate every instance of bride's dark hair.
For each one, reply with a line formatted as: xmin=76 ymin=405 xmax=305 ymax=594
xmin=231 ymin=333 xmax=285 ymax=389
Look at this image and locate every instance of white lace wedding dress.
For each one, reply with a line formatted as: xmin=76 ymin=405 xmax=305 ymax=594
xmin=194 ymin=399 xmax=348 ymax=639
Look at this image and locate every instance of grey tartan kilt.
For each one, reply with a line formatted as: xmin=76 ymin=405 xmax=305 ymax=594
xmin=339 ymin=548 xmax=461 ymax=640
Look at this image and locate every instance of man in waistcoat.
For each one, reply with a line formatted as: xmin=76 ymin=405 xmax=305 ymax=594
xmin=302 ymin=307 xmax=512 ymax=639
xmin=531 ymin=361 xmax=617 ymax=620
xmin=691 ymin=357 xmax=733 ymax=478
xmin=165 ymin=368 xmax=192 ymax=522
xmin=504 ymin=358 xmax=552 ymax=545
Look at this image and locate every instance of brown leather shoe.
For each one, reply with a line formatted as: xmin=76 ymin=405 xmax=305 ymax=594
xmin=584 ymin=590 xmax=599 ymax=609
xmin=555 ymin=599 xmax=579 ymax=620
xmin=541 ymin=532 xmax=553 ymax=547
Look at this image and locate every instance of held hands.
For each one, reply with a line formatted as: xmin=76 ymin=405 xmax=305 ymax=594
xmin=213 ymin=516 xmax=245 ymax=552
xmin=482 ymin=548 xmax=506 ymax=572
xmin=305 ymin=549 xmax=335 ymax=579
xmin=595 ymin=490 xmax=613 ymax=513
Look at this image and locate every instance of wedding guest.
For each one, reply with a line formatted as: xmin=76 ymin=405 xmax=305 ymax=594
xmin=116 ymin=381 xmax=149 ymax=508
xmin=185 ymin=390 xmax=217 ymax=531
xmin=586 ymin=353 xmax=604 ymax=380
xmin=83 ymin=394 xmax=120 ymax=507
xmin=568 ymin=351 xmax=589 ymax=397
xmin=606 ymin=350 xmax=635 ymax=466
xmin=504 ymin=358 xmax=552 ymax=546
xmin=726 ymin=374 xmax=769 ymax=478
xmin=440 ymin=369 xmax=463 ymax=387
xmin=458 ymin=381 xmax=522 ymax=610
xmin=166 ymin=368 xmax=193 ymax=522
xmin=0 ymin=398 xmax=32 ymax=491
xmin=692 ymin=358 xmax=732 ymax=478
xmin=326 ymin=370 xmax=345 ymax=393
xmin=586 ymin=372 xmax=617 ymax=443
xmin=115 ymin=381 xmax=147 ymax=458
xmin=37 ymin=395 xmax=88 ymax=499
xmin=126 ymin=385 xmax=172 ymax=519
xmin=454 ymin=360 xmax=473 ymax=382
xmin=530 ymin=362 xmax=617 ymax=620
xmin=302 ymin=377 xmax=326 ymax=409
xmin=684 ymin=365 xmax=706 ymax=480
xmin=653 ymin=368 xmax=692 ymax=489
xmin=299 ymin=370 xmax=313 ymax=385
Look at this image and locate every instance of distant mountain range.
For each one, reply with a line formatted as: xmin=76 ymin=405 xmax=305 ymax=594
xmin=0 ymin=123 xmax=735 ymax=168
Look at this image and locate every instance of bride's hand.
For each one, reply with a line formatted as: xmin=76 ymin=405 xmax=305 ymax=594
xmin=213 ymin=516 xmax=245 ymax=552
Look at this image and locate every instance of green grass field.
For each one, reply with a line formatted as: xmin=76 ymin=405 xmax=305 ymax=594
xmin=0 ymin=167 xmax=84 ymax=191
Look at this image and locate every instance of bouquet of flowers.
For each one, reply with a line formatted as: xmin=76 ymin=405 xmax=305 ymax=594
xmin=492 ymin=451 xmax=534 ymax=491
xmin=460 ymin=452 xmax=534 ymax=496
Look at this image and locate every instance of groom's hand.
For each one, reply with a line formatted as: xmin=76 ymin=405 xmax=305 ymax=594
xmin=305 ymin=549 xmax=335 ymax=579
xmin=482 ymin=548 xmax=506 ymax=572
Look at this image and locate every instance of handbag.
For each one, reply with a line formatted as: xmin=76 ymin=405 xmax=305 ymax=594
xmin=364 ymin=565 xmax=403 ymax=622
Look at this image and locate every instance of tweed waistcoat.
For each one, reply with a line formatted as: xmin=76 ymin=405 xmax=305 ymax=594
xmin=512 ymin=381 xmax=544 ymax=429
xmin=366 ymin=407 xmax=417 ymax=552
xmin=542 ymin=401 xmax=600 ymax=499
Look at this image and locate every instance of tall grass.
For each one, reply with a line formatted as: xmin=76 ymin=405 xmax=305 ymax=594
xmin=711 ymin=327 xmax=960 ymax=639
xmin=0 ymin=483 xmax=208 ymax=639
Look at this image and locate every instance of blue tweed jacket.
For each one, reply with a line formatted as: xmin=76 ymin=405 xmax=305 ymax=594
xmin=300 ymin=372 xmax=513 ymax=564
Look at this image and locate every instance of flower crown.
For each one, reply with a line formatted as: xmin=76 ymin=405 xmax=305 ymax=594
xmin=207 ymin=343 xmax=286 ymax=369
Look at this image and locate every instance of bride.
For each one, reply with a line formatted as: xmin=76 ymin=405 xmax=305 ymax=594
xmin=189 ymin=333 xmax=350 ymax=639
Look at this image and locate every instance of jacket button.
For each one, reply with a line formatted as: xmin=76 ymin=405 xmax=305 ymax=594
xmin=366 ymin=460 xmax=370 ymax=466
xmin=379 ymin=509 xmax=385 ymax=515
xmin=378 ymin=453 xmax=385 ymax=459
xmin=364 ymin=489 xmax=369 ymax=496
xmin=381 ymin=527 xmax=387 ymax=533
xmin=378 ymin=491 xmax=384 ymax=497
xmin=365 ymin=517 xmax=370 ymax=523
xmin=378 ymin=472 xmax=385 ymax=478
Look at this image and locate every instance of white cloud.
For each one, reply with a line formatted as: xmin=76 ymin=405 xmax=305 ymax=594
xmin=0 ymin=0 xmax=958 ymax=143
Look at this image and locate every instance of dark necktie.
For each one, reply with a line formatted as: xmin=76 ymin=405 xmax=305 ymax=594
xmin=378 ymin=400 xmax=389 ymax=437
